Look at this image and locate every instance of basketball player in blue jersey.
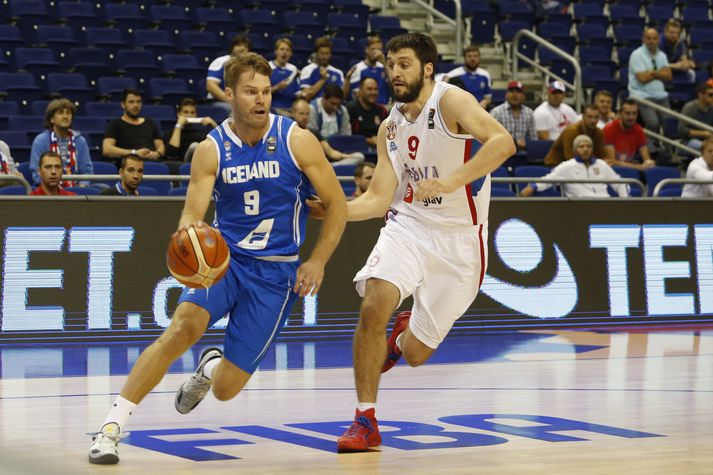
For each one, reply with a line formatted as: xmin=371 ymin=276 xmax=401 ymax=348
xmin=88 ymin=53 xmax=347 ymax=465
xmin=308 ymin=33 xmax=515 ymax=452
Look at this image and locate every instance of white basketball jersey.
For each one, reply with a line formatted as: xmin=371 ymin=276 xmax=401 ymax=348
xmin=384 ymin=81 xmax=490 ymax=228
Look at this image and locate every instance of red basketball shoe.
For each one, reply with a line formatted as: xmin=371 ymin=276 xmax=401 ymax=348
xmin=381 ymin=311 xmax=411 ymax=373
xmin=337 ymin=408 xmax=381 ymax=452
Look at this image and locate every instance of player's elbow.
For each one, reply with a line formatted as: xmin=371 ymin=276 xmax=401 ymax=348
xmin=496 ymin=133 xmax=517 ymax=159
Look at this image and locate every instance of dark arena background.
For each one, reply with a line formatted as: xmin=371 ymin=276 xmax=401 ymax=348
xmin=1 ymin=197 xmax=712 ymax=343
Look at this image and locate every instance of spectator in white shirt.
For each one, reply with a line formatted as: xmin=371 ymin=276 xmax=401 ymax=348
xmin=682 ymin=136 xmax=713 ymax=197
xmin=533 ymin=80 xmax=578 ymax=140
xmin=520 ymin=134 xmax=629 ymax=197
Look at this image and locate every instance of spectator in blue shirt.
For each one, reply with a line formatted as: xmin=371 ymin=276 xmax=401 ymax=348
xmin=30 ymin=98 xmax=93 ymax=186
xmin=446 ymin=45 xmax=492 ymax=109
xmin=269 ymin=37 xmax=301 ymax=115
xmin=299 ymin=37 xmax=345 ymax=101
xmin=206 ymin=35 xmax=251 ymax=112
xmin=346 ymin=36 xmax=390 ymax=106
xmin=628 ymin=28 xmax=672 ymax=134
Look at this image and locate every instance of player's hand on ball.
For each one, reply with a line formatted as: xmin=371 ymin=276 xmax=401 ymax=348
xmin=172 ymin=220 xmax=206 ymax=239
xmin=293 ymin=260 xmax=324 ymax=297
xmin=305 ymin=197 xmax=327 ymax=220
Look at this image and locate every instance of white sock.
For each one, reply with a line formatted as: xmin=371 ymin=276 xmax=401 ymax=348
xmin=101 ymin=395 xmax=137 ymax=432
xmin=357 ymin=402 xmax=375 ymax=412
xmin=202 ymin=357 xmax=220 ymax=380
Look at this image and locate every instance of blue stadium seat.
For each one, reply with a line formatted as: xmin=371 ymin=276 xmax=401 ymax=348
xmin=612 ymin=166 xmax=642 ymax=197
xmin=332 ymin=163 xmax=357 ymax=178
xmin=14 ymin=48 xmax=62 ymax=79
xmin=614 ymin=25 xmax=644 ymax=47
xmin=525 ymin=139 xmax=553 ymax=164
xmin=141 ymin=105 xmax=176 ymax=121
xmin=17 ymin=162 xmax=33 ymax=184
xmin=140 ymin=161 xmax=171 ymax=195
xmin=369 ymin=16 xmax=407 ymax=41
xmin=90 ymin=161 xmax=119 ymax=187
xmin=9 ymin=1 xmax=53 ymax=38
xmin=47 ymin=73 xmax=96 ymax=105
xmin=180 ymin=31 xmax=221 ymax=65
xmin=132 ymin=29 xmax=176 ymax=57
xmin=195 ymin=8 xmax=238 ymax=36
xmin=96 ymin=78 xmax=137 ymax=102
xmin=646 ymin=4 xmax=675 ymax=27
xmin=148 ymin=78 xmax=193 ymax=107
xmin=137 ymin=186 xmax=159 ymax=196
xmin=325 ymin=12 xmax=367 ymax=40
xmin=514 ymin=165 xmax=560 ymax=196
xmin=197 ymin=105 xmax=229 ymax=123
xmin=34 ymin=25 xmax=80 ymax=58
xmin=689 ymin=28 xmax=713 ymax=49
xmin=167 ymin=187 xmax=187 ymax=196
xmin=150 ymin=5 xmax=193 ymax=35
xmin=116 ymin=49 xmax=160 ymax=86
xmin=608 ymin=4 xmax=643 ymax=26
xmin=0 ymin=101 xmax=20 ymax=118
xmin=83 ymin=28 xmax=129 ymax=57
xmin=161 ymin=55 xmax=206 ymax=86
xmin=0 ymin=26 xmax=25 ymax=57
xmin=497 ymin=0 xmax=534 ymax=26
xmin=72 ymin=116 xmax=110 ymax=135
xmin=283 ymin=11 xmax=326 ymax=39
xmin=470 ymin=10 xmax=497 ymax=44
xmin=0 ymin=186 xmax=28 ymax=195
xmin=104 ymin=3 xmax=146 ymax=31
xmin=238 ymin=9 xmax=283 ymax=38
xmin=491 ymin=166 xmax=513 ymax=194
xmin=681 ymin=5 xmax=712 ymax=28
xmin=8 ymin=116 xmax=44 ymax=135
xmin=56 ymin=2 xmax=101 ymax=30
xmin=576 ymin=24 xmax=608 ymax=44
xmin=0 ymin=73 xmax=45 ymax=106
xmin=645 ymin=166 xmax=681 ymax=196
xmin=0 ymin=131 xmax=31 ymax=162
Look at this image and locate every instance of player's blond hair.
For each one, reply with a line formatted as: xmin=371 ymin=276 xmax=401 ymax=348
xmin=224 ymin=52 xmax=272 ymax=90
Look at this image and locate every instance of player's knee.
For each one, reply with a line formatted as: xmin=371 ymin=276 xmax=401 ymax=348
xmin=211 ymin=380 xmax=241 ymax=401
xmin=402 ymin=351 xmax=429 ymax=367
xmin=358 ymin=302 xmax=391 ymax=333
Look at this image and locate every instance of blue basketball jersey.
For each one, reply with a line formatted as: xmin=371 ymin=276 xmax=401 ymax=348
xmin=207 ymin=115 xmax=311 ymax=259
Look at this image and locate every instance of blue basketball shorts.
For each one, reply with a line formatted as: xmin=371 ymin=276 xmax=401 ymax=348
xmin=177 ymin=254 xmax=299 ymax=373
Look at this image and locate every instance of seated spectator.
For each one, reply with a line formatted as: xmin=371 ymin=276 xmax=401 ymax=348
xmin=490 ymin=80 xmax=536 ymax=150
xmin=603 ymin=99 xmax=656 ymax=171
xmin=269 ymin=37 xmax=301 ymax=115
xmin=308 ymin=83 xmax=352 ymax=140
xmin=352 ymin=162 xmax=375 ymax=198
xmin=167 ymin=98 xmax=218 ymax=162
xmin=544 ymin=104 xmax=612 ymax=167
xmin=291 ymin=97 xmax=311 ymax=130
xmin=533 ymin=81 xmax=578 ymax=140
xmin=0 ymin=140 xmax=23 ymax=187
xmin=445 ymin=45 xmax=492 ymax=109
xmin=577 ymin=90 xmax=616 ymax=129
xmin=346 ymin=36 xmax=389 ymax=106
xmin=102 ymin=88 xmax=169 ymax=167
xmin=295 ymin=94 xmax=363 ymax=166
xmin=682 ymin=137 xmax=713 ymax=197
xmin=660 ymin=19 xmax=696 ymax=83
xmin=30 ymin=98 xmax=93 ymax=186
xmin=30 ymin=151 xmax=77 ymax=196
xmin=206 ymin=35 xmax=251 ymax=113
xmin=100 ymin=154 xmax=144 ymax=196
xmin=346 ymin=77 xmax=388 ymax=148
xmin=300 ymin=37 xmax=346 ymax=101
xmin=520 ymin=135 xmax=628 ymax=198
xmin=678 ymin=82 xmax=713 ymax=152
xmin=628 ymin=28 xmax=672 ymax=134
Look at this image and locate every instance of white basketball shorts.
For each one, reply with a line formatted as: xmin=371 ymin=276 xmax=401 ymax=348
xmin=354 ymin=213 xmax=488 ymax=349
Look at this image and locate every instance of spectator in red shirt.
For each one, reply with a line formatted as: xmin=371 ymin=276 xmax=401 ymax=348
xmin=30 ymin=151 xmax=77 ymax=196
xmin=603 ymin=99 xmax=656 ymax=171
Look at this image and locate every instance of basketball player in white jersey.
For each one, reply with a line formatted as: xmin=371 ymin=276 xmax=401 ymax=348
xmin=308 ymin=33 xmax=515 ymax=452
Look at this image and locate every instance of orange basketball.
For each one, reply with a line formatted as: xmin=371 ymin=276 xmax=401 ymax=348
xmin=166 ymin=225 xmax=230 ymax=288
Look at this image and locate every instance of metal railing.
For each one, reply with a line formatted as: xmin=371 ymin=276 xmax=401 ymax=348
xmin=629 ymin=96 xmax=713 ymax=158
xmin=511 ymin=29 xmax=584 ymax=111
xmin=0 ymin=175 xmax=32 ymax=193
xmin=491 ymin=176 xmax=646 ymax=196
xmin=389 ymin=0 xmax=465 ymax=62
xmin=652 ymin=178 xmax=713 ymax=197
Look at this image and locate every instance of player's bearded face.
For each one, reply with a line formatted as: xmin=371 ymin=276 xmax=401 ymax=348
xmin=230 ymin=72 xmax=271 ymax=127
xmin=390 ymin=66 xmax=425 ymax=103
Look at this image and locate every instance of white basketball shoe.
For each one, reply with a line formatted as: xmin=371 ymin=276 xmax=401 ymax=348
xmin=88 ymin=422 xmax=122 ymax=465
xmin=175 ymin=347 xmax=223 ymax=414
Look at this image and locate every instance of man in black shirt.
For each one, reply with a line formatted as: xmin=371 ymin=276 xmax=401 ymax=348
xmin=167 ymin=98 xmax=218 ymax=162
xmin=346 ymin=77 xmax=388 ymax=149
xmin=102 ymin=88 xmax=165 ymax=165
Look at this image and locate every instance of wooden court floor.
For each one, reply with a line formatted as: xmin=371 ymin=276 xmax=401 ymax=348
xmin=1 ymin=327 xmax=712 ymax=474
